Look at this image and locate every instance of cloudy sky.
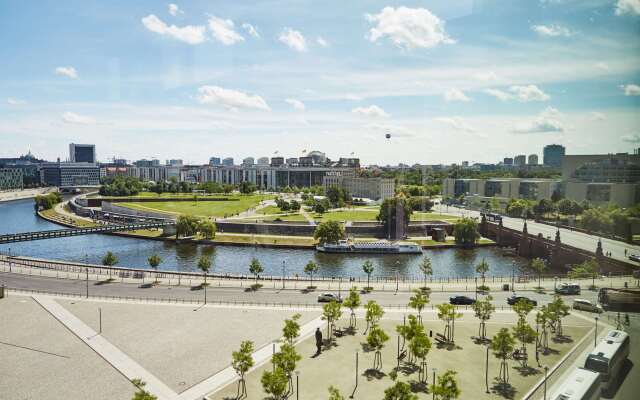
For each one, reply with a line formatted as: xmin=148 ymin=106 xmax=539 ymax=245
xmin=1 ymin=0 xmax=639 ymax=165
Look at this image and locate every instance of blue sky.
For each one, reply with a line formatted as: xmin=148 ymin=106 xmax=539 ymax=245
xmin=1 ymin=0 xmax=639 ymax=165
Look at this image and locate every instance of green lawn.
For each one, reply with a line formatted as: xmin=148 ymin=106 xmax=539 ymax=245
xmin=410 ymin=212 xmax=460 ymax=222
xmin=117 ymin=194 xmax=271 ymax=217
xmin=257 ymin=205 xmax=282 ymax=215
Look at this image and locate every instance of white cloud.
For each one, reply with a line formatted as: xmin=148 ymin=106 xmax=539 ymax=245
xmin=509 ymin=85 xmax=550 ymax=101
xmin=615 ymin=0 xmax=640 ymax=16
xmin=62 ymin=112 xmax=96 ymax=125
xmin=241 ymin=23 xmax=260 ymax=38
xmin=196 ymin=86 xmax=270 ymax=111
xmin=512 ymin=107 xmax=563 ymax=133
xmin=622 ymin=133 xmax=640 ymax=143
xmin=7 ymin=98 xmax=26 ymax=105
xmin=285 ymin=98 xmax=305 ymax=111
xmin=208 ymin=16 xmax=244 ymax=45
xmin=444 ymin=88 xmax=471 ymax=102
xmin=351 ymin=105 xmax=390 ymax=118
xmin=483 ymin=88 xmax=512 ymax=101
xmin=473 ymin=71 xmax=498 ymax=81
xmin=342 ymin=94 xmax=363 ymax=101
xmin=279 ymin=28 xmax=307 ymax=52
xmin=589 ymin=112 xmax=606 ymax=121
xmin=141 ymin=14 xmax=206 ymax=44
xmin=168 ymin=4 xmax=182 ymax=16
xmin=434 ymin=117 xmax=475 ymax=133
xmin=621 ymin=84 xmax=640 ymax=96
xmin=54 ymin=66 xmax=78 ymax=79
xmin=316 ymin=36 xmax=329 ymax=47
xmin=365 ymin=6 xmax=455 ymax=49
xmin=531 ymin=24 xmax=573 ymax=37
xmin=595 ymin=62 xmax=609 ymax=71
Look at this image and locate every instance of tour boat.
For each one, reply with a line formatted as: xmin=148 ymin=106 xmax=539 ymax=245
xmin=316 ymin=239 xmax=422 ymax=254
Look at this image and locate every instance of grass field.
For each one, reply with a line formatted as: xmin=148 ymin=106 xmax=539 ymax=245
xmin=411 ymin=212 xmax=460 ymax=222
xmin=260 ymin=209 xmax=461 ymax=223
xmin=117 ymin=194 xmax=271 ymax=217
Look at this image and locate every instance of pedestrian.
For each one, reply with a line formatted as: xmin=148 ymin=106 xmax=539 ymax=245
xmin=625 ymin=249 xmax=628 ymax=256
xmin=315 ymin=327 xmax=323 ymax=355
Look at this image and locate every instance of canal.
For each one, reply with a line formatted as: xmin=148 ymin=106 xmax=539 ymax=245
xmin=0 ymin=198 xmax=530 ymax=278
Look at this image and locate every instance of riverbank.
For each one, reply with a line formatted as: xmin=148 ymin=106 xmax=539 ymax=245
xmin=37 ymin=203 xmax=496 ymax=250
xmin=0 ymin=187 xmax=56 ymax=202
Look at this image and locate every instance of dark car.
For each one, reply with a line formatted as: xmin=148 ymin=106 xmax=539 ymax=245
xmin=507 ymin=295 xmax=537 ymax=306
xmin=449 ymin=296 xmax=476 ymax=305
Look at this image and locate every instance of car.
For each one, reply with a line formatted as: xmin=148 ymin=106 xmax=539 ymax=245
xmin=449 ymin=295 xmax=476 ymax=305
xmin=572 ymin=299 xmax=603 ymax=313
xmin=317 ymin=292 xmax=342 ymax=303
xmin=507 ymin=295 xmax=537 ymax=306
xmin=555 ymin=283 xmax=581 ymax=295
xmin=628 ymin=254 xmax=640 ymax=262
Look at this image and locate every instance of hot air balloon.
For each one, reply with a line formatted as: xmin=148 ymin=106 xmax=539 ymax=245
xmin=385 ymin=133 xmax=391 ymax=140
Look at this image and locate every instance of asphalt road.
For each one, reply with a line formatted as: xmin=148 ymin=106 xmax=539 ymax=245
xmin=0 ymin=271 xmax=597 ymax=308
xmin=435 ymin=204 xmax=640 ymax=267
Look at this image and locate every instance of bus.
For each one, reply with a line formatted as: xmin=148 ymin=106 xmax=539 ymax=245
xmin=583 ymin=330 xmax=630 ymax=392
xmin=549 ymin=368 xmax=601 ymax=400
xmin=480 ymin=212 xmax=502 ymax=223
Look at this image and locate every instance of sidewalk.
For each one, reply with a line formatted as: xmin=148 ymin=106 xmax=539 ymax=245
xmin=2 ymin=257 xmax=637 ymax=293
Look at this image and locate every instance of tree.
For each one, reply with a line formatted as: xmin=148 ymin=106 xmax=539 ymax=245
xmin=475 ymin=258 xmax=489 ymax=290
xmin=197 ymin=219 xmax=216 ymax=240
xmin=147 ymin=254 xmax=162 ymax=284
xmin=322 ymin=300 xmax=343 ymax=341
xmin=176 ymin=215 xmax=200 ymax=238
xmin=239 ymin=181 xmax=257 ymax=194
xmin=419 ymin=256 xmax=433 ymax=290
xmin=249 ymin=257 xmax=263 ymax=287
xmin=530 ymin=258 xmax=547 ymax=290
xmin=232 ymin=341 xmax=254 ymax=399
xmin=409 ymin=330 xmax=432 ymax=383
xmin=131 ymin=379 xmax=158 ymax=400
xmin=453 ymin=218 xmax=479 ymax=247
xmin=536 ymin=307 xmax=551 ymax=351
xmin=546 ymin=296 xmax=570 ymax=337
xmin=377 ymin=196 xmax=413 ymax=233
xmin=198 ymin=255 xmax=211 ymax=290
xmin=430 ymin=370 xmax=461 ymax=400
xmin=342 ymin=287 xmax=361 ymax=329
xmin=491 ymin=328 xmax=516 ymax=384
xmin=102 ymin=251 xmax=118 ymax=267
xmin=472 ymin=295 xmax=495 ymax=341
xmin=367 ymin=325 xmax=389 ymax=370
xmin=304 ymin=260 xmax=319 ymax=289
xmin=436 ymin=304 xmax=462 ymax=342
xmin=282 ymin=313 xmax=301 ymax=345
xmin=396 ymin=315 xmax=422 ymax=361
xmin=328 ymin=386 xmax=345 ymax=400
xmin=580 ymin=208 xmax=613 ymax=234
xmin=383 ymin=381 xmax=418 ymax=400
xmin=408 ymin=289 xmax=429 ymax=325
xmin=314 ymin=220 xmax=345 ymax=245
xmin=272 ymin=343 xmax=301 ymax=393
xmin=533 ymin=199 xmax=555 ymax=218
xmin=511 ymin=299 xmax=536 ymax=365
xmin=568 ymin=259 xmax=599 ymax=289
xmin=261 ymin=368 xmax=288 ymax=400
xmin=364 ymin=300 xmax=384 ymax=334
xmin=362 ymin=260 xmax=374 ymax=291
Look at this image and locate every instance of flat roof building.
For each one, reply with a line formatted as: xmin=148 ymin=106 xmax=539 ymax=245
xmin=69 ymin=143 xmax=96 ymax=163
xmin=543 ymin=144 xmax=565 ymax=168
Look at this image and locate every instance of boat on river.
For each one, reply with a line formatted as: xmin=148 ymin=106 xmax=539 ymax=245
xmin=316 ymin=239 xmax=422 ymax=254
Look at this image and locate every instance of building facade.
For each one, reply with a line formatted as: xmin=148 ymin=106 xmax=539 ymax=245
xmin=41 ymin=162 xmax=100 ymax=187
xmin=543 ymin=144 xmax=565 ymax=167
xmin=442 ymin=177 xmax=562 ymax=203
xmin=0 ymin=168 xmax=24 ymax=190
xmin=323 ymin=174 xmax=394 ymax=201
xmin=69 ymin=143 xmax=96 ymax=163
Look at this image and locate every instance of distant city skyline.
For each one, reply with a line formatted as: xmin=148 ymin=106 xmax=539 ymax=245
xmin=1 ymin=1 xmax=639 ymax=164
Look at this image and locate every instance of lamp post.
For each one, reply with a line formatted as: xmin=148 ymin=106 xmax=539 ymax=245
xmin=282 ymin=260 xmax=286 ymax=290
xmin=485 ymin=343 xmax=490 ymax=394
xmin=395 ymin=261 xmax=400 ymax=293
xmin=432 ymin=368 xmax=437 ymax=400
xmin=85 ymin=254 xmax=89 ymax=299
xmin=8 ymin=247 xmax=11 ymax=273
xmin=595 ymin=317 xmax=599 ymax=347
xmin=295 ymin=370 xmax=300 ymax=400
xmin=511 ymin=261 xmax=516 ymax=293
xmin=543 ymin=366 xmax=549 ymax=400
xmin=475 ymin=277 xmax=478 ymax=300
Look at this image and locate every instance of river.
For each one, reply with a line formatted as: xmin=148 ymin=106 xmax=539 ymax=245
xmin=0 ymin=198 xmax=530 ymax=278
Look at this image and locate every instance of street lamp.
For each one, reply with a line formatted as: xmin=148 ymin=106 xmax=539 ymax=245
xmin=543 ymin=366 xmax=549 ymax=400
xmin=485 ymin=343 xmax=490 ymax=394
xmin=511 ymin=261 xmax=516 ymax=293
xmin=282 ymin=260 xmax=286 ymax=290
xmin=85 ymin=253 xmax=89 ymax=299
xmin=295 ymin=370 xmax=300 ymax=400
xmin=432 ymin=368 xmax=437 ymax=400
xmin=395 ymin=261 xmax=400 ymax=293
xmin=8 ymin=247 xmax=11 ymax=273
xmin=594 ymin=317 xmax=599 ymax=347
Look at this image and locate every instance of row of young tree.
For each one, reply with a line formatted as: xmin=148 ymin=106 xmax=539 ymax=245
xmin=33 ymin=191 xmax=63 ymax=210
xmin=99 ymin=176 xmax=259 ymax=197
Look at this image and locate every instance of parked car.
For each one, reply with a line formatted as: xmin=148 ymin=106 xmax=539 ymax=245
xmin=317 ymin=293 xmax=342 ymax=303
xmin=507 ymin=295 xmax=538 ymax=306
xmin=628 ymin=254 xmax=640 ymax=262
xmin=555 ymin=283 xmax=581 ymax=295
xmin=449 ymin=296 xmax=476 ymax=305
xmin=572 ymin=299 xmax=603 ymax=313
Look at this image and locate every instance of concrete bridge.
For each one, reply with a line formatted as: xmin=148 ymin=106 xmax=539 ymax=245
xmin=0 ymin=221 xmax=174 ymax=244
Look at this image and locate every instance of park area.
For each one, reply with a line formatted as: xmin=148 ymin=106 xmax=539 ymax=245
xmin=115 ymin=194 xmax=272 ymax=218
xmin=247 ymin=208 xmax=460 ymax=223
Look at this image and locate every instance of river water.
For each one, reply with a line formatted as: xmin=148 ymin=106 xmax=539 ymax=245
xmin=0 ymin=198 xmax=529 ymax=279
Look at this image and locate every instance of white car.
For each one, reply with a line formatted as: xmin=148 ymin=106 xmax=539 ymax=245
xmin=317 ymin=293 xmax=342 ymax=303
xmin=572 ymin=299 xmax=603 ymax=313
xmin=628 ymin=254 xmax=640 ymax=262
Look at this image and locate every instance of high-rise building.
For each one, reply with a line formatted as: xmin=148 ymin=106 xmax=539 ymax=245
xmin=167 ymin=159 xmax=183 ymax=167
xmin=222 ymin=157 xmax=234 ymax=166
xmin=514 ymin=155 xmax=526 ymax=166
xmin=543 ymin=144 xmax=565 ymax=168
xmin=257 ymin=157 xmax=269 ymax=166
xmin=528 ymin=154 xmax=538 ymax=165
xmin=503 ymin=157 xmax=513 ymax=166
xmin=209 ymin=157 xmax=221 ymax=166
xmin=242 ymin=157 xmax=255 ymax=166
xmin=69 ymin=143 xmax=96 ymax=163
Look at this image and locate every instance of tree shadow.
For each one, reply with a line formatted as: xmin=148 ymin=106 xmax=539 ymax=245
xmin=138 ymin=283 xmax=154 ymax=289
xmin=397 ymin=363 xmax=420 ymax=376
xmin=94 ymin=278 xmax=116 ymax=286
xmin=540 ymin=347 xmax=560 ymax=355
xmin=360 ymin=342 xmax=374 ymax=353
xmin=190 ymin=285 xmax=204 ymax=291
xmin=435 ymin=342 xmax=462 ymax=351
xmin=363 ymin=369 xmax=386 ymax=381
xmin=514 ymin=365 xmax=541 ymax=377
xmin=472 ymin=336 xmax=491 ymax=345
xmin=491 ymin=379 xmax=517 ymax=399
xmin=408 ymin=380 xmax=428 ymax=394
xmin=343 ymin=326 xmax=357 ymax=336
xmin=552 ymin=335 xmax=573 ymax=344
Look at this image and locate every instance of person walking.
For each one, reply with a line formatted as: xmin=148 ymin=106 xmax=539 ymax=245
xmin=315 ymin=327 xmax=323 ymax=355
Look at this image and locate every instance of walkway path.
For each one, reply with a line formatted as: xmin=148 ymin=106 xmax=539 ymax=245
xmin=33 ymin=295 xmax=177 ymax=400
xmin=0 ymin=187 xmax=57 ymax=202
